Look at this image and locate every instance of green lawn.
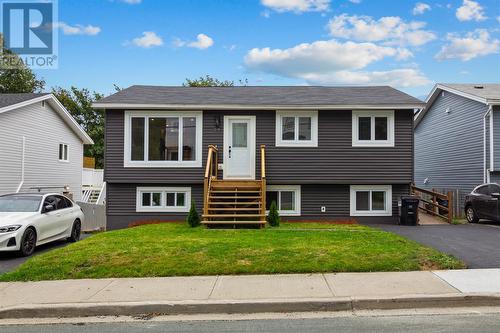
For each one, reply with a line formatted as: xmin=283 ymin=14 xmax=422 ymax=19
xmin=0 ymin=223 xmax=465 ymax=281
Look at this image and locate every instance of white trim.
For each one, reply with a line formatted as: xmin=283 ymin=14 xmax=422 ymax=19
xmin=136 ymin=186 xmax=191 ymax=213
xmin=266 ymin=185 xmax=301 ymax=216
xmin=275 ymin=110 xmax=318 ymax=147
xmin=350 ymin=185 xmax=392 ymax=216
xmin=223 ymin=115 xmax=256 ymax=180
xmin=352 ymin=110 xmax=395 ymax=147
xmin=0 ymin=94 xmax=94 ymax=144
xmin=93 ymin=103 xmax=424 ymax=110
xmin=58 ymin=143 xmax=69 ymax=162
xmin=124 ymin=111 xmax=203 ymax=168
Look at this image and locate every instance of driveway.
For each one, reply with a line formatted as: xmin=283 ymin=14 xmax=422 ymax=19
xmin=372 ymin=222 xmax=500 ymax=269
xmin=0 ymin=234 xmax=91 ymax=274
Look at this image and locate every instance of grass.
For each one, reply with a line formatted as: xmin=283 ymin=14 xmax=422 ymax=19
xmin=0 ymin=223 xmax=465 ymax=281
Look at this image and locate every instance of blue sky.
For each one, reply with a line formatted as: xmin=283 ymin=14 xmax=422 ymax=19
xmin=34 ymin=0 xmax=500 ymax=98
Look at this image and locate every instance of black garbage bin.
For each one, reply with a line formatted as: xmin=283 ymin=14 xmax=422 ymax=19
xmin=400 ymin=196 xmax=419 ymax=226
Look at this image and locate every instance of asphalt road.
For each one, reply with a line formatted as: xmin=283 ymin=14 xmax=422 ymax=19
xmin=2 ymin=314 xmax=500 ymax=333
xmin=0 ymin=234 xmax=90 ymax=274
xmin=374 ymin=222 xmax=500 ymax=268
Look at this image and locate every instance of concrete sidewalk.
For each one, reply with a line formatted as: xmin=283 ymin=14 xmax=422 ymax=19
xmin=1 ymin=269 xmax=500 ymax=319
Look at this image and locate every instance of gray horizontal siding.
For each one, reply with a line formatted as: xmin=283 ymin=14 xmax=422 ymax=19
xmin=106 ymin=183 xmax=408 ymax=229
xmin=415 ymin=90 xmax=487 ymax=194
xmin=493 ymin=106 xmax=500 ymax=170
xmin=105 ymin=109 xmax=413 ymax=184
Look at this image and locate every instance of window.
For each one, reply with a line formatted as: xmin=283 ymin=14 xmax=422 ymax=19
xmin=265 ymin=185 xmax=301 ymax=216
xmin=350 ymin=185 xmax=392 ymax=216
xmin=352 ymin=111 xmax=394 ymax=147
xmin=136 ymin=187 xmax=191 ymax=212
xmin=58 ymin=143 xmax=68 ymax=161
xmin=276 ymin=111 xmax=318 ymax=147
xmin=125 ymin=111 xmax=202 ymax=167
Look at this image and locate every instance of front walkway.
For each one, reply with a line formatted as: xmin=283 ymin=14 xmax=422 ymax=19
xmin=1 ymin=269 xmax=500 ymax=318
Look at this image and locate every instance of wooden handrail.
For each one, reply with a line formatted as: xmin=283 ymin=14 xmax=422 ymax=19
xmin=204 ymin=145 xmax=219 ymax=217
xmin=411 ymin=184 xmax=453 ymax=223
xmin=260 ymin=145 xmax=266 ymax=221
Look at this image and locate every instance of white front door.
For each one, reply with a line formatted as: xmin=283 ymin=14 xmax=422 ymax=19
xmin=224 ymin=116 xmax=256 ymax=179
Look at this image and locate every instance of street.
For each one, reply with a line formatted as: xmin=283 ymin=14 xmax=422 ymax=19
xmin=1 ymin=313 xmax=500 ymax=333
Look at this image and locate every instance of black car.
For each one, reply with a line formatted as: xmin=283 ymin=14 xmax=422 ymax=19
xmin=464 ymin=183 xmax=500 ymax=223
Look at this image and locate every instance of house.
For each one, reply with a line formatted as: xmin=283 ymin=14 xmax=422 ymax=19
xmin=414 ymin=84 xmax=500 ymax=207
xmin=93 ymin=85 xmax=424 ymax=230
xmin=0 ymin=93 xmax=94 ymax=201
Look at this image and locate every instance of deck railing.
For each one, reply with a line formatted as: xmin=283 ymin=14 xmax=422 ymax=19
xmin=203 ymin=145 xmax=219 ymax=216
xmin=260 ymin=144 xmax=266 ymax=220
xmin=411 ymin=184 xmax=453 ymax=224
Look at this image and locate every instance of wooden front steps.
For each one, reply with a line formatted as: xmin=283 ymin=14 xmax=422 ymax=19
xmin=202 ymin=144 xmax=267 ymax=227
xmin=202 ymin=180 xmax=266 ymax=227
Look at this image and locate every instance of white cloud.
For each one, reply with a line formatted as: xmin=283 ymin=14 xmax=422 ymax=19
xmin=497 ymin=16 xmax=500 ymax=23
xmin=327 ymin=14 xmax=436 ymax=46
xmin=120 ymin=0 xmax=141 ymax=4
xmin=436 ymin=29 xmax=500 ymax=61
xmin=244 ymin=39 xmax=427 ymax=87
xmin=349 ymin=0 xmax=361 ymax=3
xmin=300 ymin=69 xmax=430 ymax=87
xmin=174 ymin=33 xmax=214 ymax=49
xmin=456 ymin=0 xmax=486 ymax=21
xmin=260 ymin=0 xmax=330 ymax=13
xmin=131 ymin=31 xmax=163 ymax=48
xmin=413 ymin=3 xmax=431 ymax=15
xmin=53 ymin=22 xmax=101 ymax=36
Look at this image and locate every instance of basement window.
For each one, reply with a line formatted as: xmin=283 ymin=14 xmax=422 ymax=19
xmin=265 ymin=185 xmax=301 ymax=216
xmin=350 ymin=185 xmax=392 ymax=216
xmin=136 ymin=187 xmax=191 ymax=212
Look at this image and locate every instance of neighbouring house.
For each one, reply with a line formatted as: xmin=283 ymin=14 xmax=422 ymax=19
xmin=414 ymin=84 xmax=500 ymax=210
xmin=93 ymin=86 xmax=424 ymax=230
xmin=0 ymin=93 xmax=94 ymax=201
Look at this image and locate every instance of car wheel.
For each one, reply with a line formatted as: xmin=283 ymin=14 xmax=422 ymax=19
xmin=67 ymin=219 xmax=81 ymax=243
xmin=20 ymin=228 xmax=37 ymax=257
xmin=466 ymin=206 xmax=479 ymax=223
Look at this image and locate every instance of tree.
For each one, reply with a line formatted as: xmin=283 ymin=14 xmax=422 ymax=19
xmin=186 ymin=201 xmax=201 ymax=227
xmin=267 ymin=201 xmax=280 ymax=227
xmin=0 ymin=38 xmax=45 ymax=93
xmin=52 ymin=87 xmax=105 ymax=168
xmin=183 ymin=75 xmax=248 ymax=87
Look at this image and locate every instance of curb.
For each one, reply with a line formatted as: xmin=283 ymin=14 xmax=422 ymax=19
xmin=1 ymin=294 xmax=500 ymax=319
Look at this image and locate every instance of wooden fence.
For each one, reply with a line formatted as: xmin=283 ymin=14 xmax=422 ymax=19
xmin=410 ymin=185 xmax=453 ymax=224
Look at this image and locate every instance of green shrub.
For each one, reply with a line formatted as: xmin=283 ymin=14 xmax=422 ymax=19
xmin=186 ymin=201 xmax=201 ymax=227
xmin=267 ymin=200 xmax=280 ymax=227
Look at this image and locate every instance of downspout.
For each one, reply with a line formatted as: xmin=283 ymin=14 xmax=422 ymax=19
xmin=16 ymin=136 xmax=26 ymax=193
xmin=484 ymin=106 xmax=492 ymax=183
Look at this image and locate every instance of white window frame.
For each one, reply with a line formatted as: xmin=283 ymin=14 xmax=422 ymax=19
xmin=352 ymin=110 xmax=395 ymax=147
xmin=58 ymin=143 xmax=69 ymax=162
xmin=350 ymin=185 xmax=392 ymax=216
xmin=266 ymin=185 xmax=301 ymax=216
xmin=136 ymin=187 xmax=191 ymax=212
xmin=275 ymin=110 xmax=318 ymax=147
xmin=124 ymin=111 xmax=203 ymax=168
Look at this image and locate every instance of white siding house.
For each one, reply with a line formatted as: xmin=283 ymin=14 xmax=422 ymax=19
xmin=0 ymin=93 xmax=93 ymax=201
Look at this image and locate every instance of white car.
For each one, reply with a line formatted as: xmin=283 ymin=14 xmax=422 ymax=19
xmin=0 ymin=193 xmax=84 ymax=256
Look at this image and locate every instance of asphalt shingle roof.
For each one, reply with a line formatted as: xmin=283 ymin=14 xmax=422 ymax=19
xmin=0 ymin=93 xmax=49 ymax=109
xmin=440 ymin=84 xmax=500 ymax=102
xmin=95 ymin=85 xmax=424 ymax=107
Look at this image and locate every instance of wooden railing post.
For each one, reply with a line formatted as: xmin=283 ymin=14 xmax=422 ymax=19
xmin=447 ymin=191 xmax=453 ymax=224
xmin=260 ymin=145 xmax=266 ymax=223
